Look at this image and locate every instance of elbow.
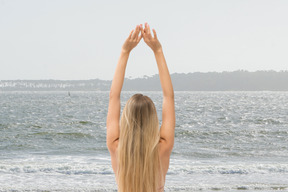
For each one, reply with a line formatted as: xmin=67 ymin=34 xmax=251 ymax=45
xmin=160 ymin=137 xmax=174 ymax=156
xmin=109 ymin=90 xmax=120 ymax=100
xmin=164 ymin=91 xmax=174 ymax=100
xmin=164 ymin=86 xmax=174 ymax=99
xmin=106 ymin=137 xmax=119 ymax=153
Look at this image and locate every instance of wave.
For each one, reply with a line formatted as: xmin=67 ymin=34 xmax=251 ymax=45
xmin=164 ymin=185 xmax=288 ymax=191
xmin=32 ymin=132 xmax=94 ymax=139
xmin=167 ymin=161 xmax=288 ymax=175
xmin=1 ymin=161 xmax=287 ymax=175
xmin=0 ymin=184 xmax=286 ymax=192
xmin=0 ymin=161 xmax=113 ymax=175
xmin=175 ymin=128 xmax=288 ymax=143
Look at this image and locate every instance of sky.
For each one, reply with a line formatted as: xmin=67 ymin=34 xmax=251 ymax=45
xmin=0 ymin=0 xmax=288 ymax=80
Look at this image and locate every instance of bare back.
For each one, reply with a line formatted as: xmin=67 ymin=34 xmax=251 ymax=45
xmin=109 ymin=138 xmax=173 ymax=189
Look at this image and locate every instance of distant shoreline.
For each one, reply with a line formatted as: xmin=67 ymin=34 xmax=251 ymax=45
xmin=1 ymin=70 xmax=288 ymax=91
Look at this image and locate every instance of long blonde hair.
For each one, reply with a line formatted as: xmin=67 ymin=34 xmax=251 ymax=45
xmin=117 ymin=94 xmax=162 ymax=192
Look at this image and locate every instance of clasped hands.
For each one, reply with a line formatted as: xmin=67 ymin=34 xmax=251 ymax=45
xmin=122 ymin=23 xmax=162 ymax=54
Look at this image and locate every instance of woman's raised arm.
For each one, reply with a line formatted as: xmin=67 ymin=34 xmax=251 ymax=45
xmin=141 ymin=23 xmax=175 ymax=155
xmin=106 ymin=25 xmax=142 ymax=153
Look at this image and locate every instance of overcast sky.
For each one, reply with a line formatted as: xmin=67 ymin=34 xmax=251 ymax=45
xmin=0 ymin=0 xmax=288 ymax=80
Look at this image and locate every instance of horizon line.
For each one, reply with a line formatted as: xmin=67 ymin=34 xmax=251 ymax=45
xmin=1 ymin=69 xmax=288 ymax=81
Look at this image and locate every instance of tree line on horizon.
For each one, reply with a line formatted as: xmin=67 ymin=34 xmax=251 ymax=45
xmin=123 ymin=70 xmax=288 ymax=91
xmin=1 ymin=70 xmax=288 ymax=91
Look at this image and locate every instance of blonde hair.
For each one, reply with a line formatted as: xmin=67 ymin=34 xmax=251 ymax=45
xmin=117 ymin=94 xmax=162 ymax=192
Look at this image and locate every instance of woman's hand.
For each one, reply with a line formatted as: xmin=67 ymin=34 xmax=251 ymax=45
xmin=141 ymin=23 xmax=162 ymax=53
xmin=122 ymin=25 xmax=142 ymax=53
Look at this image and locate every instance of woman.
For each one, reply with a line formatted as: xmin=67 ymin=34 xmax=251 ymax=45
xmin=106 ymin=23 xmax=175 ymax=192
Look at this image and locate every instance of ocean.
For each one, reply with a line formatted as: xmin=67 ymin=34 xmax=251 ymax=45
xmin=0 ymin=91 xmax=287 ymax=191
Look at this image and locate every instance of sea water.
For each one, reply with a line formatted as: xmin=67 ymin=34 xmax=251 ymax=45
xmin=0 ymin=91 xmax=287 ymax=191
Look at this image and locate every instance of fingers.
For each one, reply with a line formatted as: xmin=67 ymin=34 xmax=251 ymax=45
xmin=145 ymin=23 xmax=151 ymax=35
xmin=131 ymin=25 xmax=141 ymax=40
xmin=143 ymin=23 xmax=147 ymax=34
xmin=144 ymin=22 xmax=151 ymax=35
xmin=137 ymin=24 xmax=143 ymax=42
xmin=144 ymin=23 xmax=151 ymax=39
xmin=147 ymin=23 xmax=151 ymax=36
xmin=140 ymin=24 xmax=144 ymax=34
xmin=129 ymin=23 xmax=155 ymax=43
xmin=152 ymin=29 xmax=157 ymax=39
xmin=128 ymin=29 xmax=134 ymax=39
